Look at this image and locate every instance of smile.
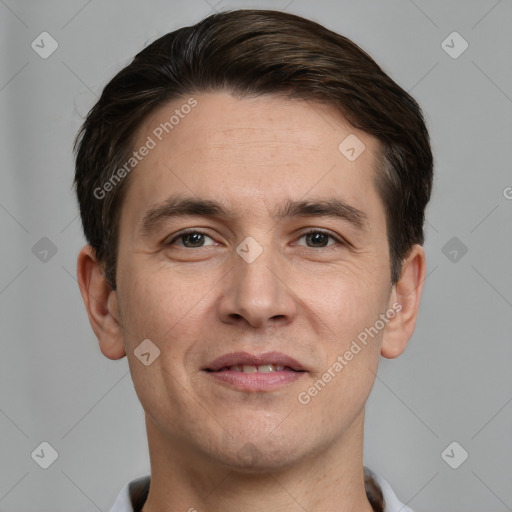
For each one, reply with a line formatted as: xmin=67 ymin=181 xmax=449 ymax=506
xmin=211 ymin=364 xmax=297 ymax=373
xmin=203 ymin=352 xmax=308 ymax=392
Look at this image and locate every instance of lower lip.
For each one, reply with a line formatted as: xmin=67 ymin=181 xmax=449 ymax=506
xmin=204 ymin=369 xmax=306 ymax=391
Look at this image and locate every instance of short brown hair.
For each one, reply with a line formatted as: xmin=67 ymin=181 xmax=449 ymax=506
xmin=74 ymin=9 xmax=433 ymax=290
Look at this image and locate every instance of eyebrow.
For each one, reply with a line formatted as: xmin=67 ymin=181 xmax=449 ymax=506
xmin=139 ymin=194 xmax=369 ymax=237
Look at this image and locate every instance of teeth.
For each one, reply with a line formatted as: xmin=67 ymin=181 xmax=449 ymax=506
xmin=258 ymin=364 xmax=285 ymax=372
xmin=228 ymin=364 xmax=286 ymax=372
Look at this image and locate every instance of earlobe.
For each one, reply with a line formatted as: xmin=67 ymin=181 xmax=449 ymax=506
xmin=381 ymin=244 xmax=427 ymax=359
xmin=76 ymin=245 xmax=126 ymax=360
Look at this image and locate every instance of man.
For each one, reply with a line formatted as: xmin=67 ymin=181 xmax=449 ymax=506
xmin=74 ymin=9 xmax=432 ymax=512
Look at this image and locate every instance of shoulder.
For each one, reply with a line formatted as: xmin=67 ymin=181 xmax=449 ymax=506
xmin=109 ymin=475 xmax=151 ymax=512
xmin=365 ymin=466 xmax=414 ymax=512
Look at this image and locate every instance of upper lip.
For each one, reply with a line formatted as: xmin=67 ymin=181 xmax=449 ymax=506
xmin=204 ymin=351 xmax=306 ymax=372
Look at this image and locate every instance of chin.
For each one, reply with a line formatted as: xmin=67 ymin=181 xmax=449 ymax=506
xmin=207 ymin=433 xmax=310 ymax=474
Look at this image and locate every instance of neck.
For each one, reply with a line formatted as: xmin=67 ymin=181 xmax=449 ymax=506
xmin=140 ymin=411 xmax=375 ymax=512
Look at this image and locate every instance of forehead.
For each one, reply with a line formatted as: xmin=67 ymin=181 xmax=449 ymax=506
xmin=121 ymin=91 xmax=384 ymax=232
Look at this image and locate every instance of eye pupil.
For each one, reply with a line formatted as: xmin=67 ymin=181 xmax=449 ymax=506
xmin=183 ymin=233 xmax=204 ymax=247
xmin=306 ymin=232 xmax=329 ymax=247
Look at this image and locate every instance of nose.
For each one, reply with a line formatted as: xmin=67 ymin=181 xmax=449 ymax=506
xmin=218 ymin=243 xmax=296 ymax=329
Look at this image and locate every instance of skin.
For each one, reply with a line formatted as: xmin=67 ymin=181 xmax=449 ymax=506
xmin=77 ymin=91 xmax=426 ymax=512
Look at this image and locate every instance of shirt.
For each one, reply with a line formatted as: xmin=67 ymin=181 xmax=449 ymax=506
xmin=108 ymin=467 xmax=413 ymax=512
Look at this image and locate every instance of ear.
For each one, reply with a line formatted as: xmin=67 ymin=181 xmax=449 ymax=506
xmin=381 ymin=244 xmax=426 ymax=359
xmin=76 ymin=245 xmax=126 ymax=360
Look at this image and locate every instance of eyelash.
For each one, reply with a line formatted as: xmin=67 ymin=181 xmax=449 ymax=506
xmin=165 ymin=228 xmax=345 ymax=249
xmin=299 ymin=229 xmax=346 ymax=248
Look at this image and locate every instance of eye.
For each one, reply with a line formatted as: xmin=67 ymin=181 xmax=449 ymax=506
xmin=166 ymin=230 xmax=217 ymax=248
xmin=296 ymin=230 xmax=342 ymax=248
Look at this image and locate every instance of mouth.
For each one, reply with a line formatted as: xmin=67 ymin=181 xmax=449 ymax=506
xmin=203 ymin=351 xmax=307 ymax=391
xmin=204 ymin=351 xmax=306 ymax=372
xmin=207 ymin=363 xmax=300 ymax=373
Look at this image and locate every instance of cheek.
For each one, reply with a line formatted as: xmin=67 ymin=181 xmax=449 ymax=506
xmin=295 ymin=274 xmax=385 ymax=432
xmin=292 ymin=262 xmax=388 ymax=399
xmin=117 ymin=247 xmax=217 ymax=334
xmin=295 ymin=260 xmax=389 ymax=338
xmin=119 ymin=272 xmax=206 ymax=347
xmin=115 ymin=267 xmax=207 ymax=421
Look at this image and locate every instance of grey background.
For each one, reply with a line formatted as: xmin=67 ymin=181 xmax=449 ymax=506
xmin=1 ymin=0 xmax=511 ymax=510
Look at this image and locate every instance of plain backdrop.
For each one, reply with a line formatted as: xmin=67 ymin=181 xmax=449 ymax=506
xmin=1 ymin=1 xmax=511 ymax=511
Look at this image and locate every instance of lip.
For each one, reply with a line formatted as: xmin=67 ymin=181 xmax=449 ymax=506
xmin=203 ymin=351 xmax=308 ymax=392
xmin=204 ymin=351 xmax=306 ymax=372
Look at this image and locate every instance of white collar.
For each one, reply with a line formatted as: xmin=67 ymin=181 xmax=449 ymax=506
xmin=109 ymin=467 xmax=413 ymax=512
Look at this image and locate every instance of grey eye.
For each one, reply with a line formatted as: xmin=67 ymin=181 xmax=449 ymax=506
xmin=168 ymin=231 xmax=216 ymax=248
xmin=297 ymin=231 xmax=338 ymax=248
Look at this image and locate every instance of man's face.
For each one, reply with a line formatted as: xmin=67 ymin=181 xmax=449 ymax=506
xmin=114 ymin=91 xmax=395 ymax=469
